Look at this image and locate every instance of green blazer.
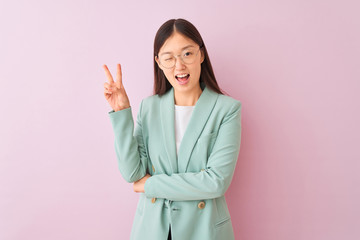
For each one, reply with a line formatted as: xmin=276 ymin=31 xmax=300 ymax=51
xmin=108 ymin=82 xmax=242 ymax=240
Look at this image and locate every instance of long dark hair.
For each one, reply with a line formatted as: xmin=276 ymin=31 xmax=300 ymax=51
xmin=153 ymin=18 xmax=225 ymax=96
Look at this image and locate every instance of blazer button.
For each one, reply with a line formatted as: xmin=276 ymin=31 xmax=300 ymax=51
xmin=151 ymin=197 xmax=156 ymax=203
xmin=152 ymin=165 xmax=155 ymax=173
xmin=198 ymin=201 xmax=205 ymax=209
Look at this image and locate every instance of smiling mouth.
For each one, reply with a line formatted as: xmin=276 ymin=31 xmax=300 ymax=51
xmin=175 ymin=74 xmax=190 ymax=81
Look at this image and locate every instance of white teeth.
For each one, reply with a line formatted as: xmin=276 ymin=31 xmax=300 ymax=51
xmin=176 ymin=74 xmax=188 ymax=78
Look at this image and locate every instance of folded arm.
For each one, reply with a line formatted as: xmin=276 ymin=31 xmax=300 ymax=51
xmin=144 ymin=102 xmax=242 ymax=201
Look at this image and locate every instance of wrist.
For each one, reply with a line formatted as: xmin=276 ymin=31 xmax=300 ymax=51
xmin=114 ymin=106 xmax=130 ymax=112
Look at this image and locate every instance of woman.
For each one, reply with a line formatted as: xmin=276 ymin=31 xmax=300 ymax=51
xmin=103 ymin=18 xmax=242 ymax=240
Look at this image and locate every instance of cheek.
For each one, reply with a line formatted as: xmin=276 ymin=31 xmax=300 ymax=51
xmin=190 ymin=65 xmax=202 ymax=77
xmin=163 ymin=71 xmax=174 ymax=81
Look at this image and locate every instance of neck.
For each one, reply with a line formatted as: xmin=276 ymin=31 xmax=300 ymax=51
xmin=174 ymin=86 xmax=203 ymax=106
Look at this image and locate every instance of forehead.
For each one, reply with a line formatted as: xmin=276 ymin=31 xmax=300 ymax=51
xmin=159 ymin=32 xmax=198 ymax=53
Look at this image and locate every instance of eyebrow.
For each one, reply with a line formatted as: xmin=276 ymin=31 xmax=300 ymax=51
xmin=160 ymin=45 xmax=196 ymax=56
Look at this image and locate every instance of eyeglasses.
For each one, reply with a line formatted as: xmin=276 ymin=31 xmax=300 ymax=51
xmin=157 ymin=46 xmax=202 ymax=69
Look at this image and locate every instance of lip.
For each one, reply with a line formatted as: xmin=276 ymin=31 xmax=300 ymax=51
xmin=175 ymin=73 xmax=190 ymax=78
xmin=176 ymin=75 xmax=190 ymax=85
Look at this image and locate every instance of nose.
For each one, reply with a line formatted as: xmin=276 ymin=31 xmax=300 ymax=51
xmin=174 ymin=56 xmax=186 ymax=70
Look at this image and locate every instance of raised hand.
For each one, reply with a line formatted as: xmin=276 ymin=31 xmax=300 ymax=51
xmin=103 ymin=63 xmax=130 ymax=111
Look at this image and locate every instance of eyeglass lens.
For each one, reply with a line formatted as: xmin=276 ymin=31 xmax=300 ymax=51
xmin=159 ymin=47 xmax=200 ymax=68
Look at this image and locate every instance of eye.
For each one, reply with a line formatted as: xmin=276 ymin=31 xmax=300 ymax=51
xmin=164 ymin=58 xmax=173 ymax=62
xmin=184 ymin=52 xmax=193 ymax=57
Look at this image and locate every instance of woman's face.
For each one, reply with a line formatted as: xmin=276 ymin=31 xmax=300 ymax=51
xmin=155 ymin=31 xmax=204 ymax=96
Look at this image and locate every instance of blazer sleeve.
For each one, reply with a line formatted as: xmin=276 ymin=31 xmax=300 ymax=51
xmin=144 ymin=101 xmax=242 ymax=201
xmin=108 ymin=100 xmax=148 ymax=183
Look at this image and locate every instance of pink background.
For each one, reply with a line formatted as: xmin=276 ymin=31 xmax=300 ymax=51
xmin=1 ymin=0 xmax=359 ymax=239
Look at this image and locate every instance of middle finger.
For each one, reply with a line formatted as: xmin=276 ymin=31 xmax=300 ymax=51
xmin=103 ymin=64 xmax=114 ymax=83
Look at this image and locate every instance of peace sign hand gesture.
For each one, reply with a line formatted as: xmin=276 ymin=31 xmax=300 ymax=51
xmin=103 ymin=63 xmax=130 ymax=112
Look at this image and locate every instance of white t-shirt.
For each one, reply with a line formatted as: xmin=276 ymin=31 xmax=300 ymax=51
xmin=174 ymin=104 xmax=195 ymax=155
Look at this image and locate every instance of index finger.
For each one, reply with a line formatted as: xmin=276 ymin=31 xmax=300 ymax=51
xmin=116 ymin=63 xmax=123 ymax=86
xmin=103 ymin=64 xmax=114 ymax=83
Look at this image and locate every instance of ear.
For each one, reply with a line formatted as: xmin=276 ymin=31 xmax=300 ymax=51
xmin=200 ymin=49 xmax=205 ymax=64
xmin=155 ymin=55 xmax=163 ymax=70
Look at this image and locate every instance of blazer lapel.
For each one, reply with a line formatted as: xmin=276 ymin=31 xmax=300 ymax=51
xmin=160 ymin=87 xmax=178 ymax=173
xmin=178 ymin=82 xmax=219 ymax=172
xmin=160 ymin=82 xmax=219 ymax=173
